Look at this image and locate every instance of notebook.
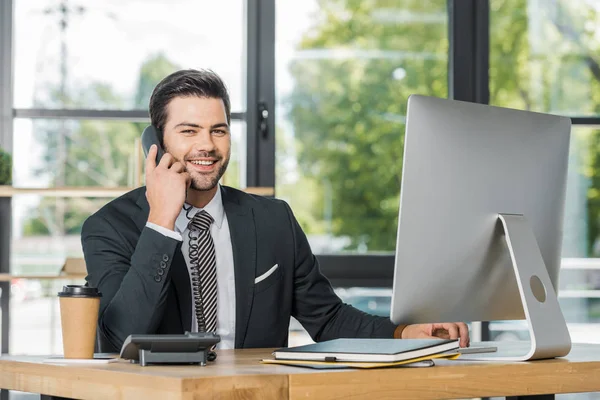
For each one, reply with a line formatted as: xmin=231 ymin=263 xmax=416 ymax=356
xmin=262 ymin=352 xmax=463 ymax=369
xmin=261 ymin=358 xmax=437 ymax=369
xmin=273 ymin=338 xmax=459 ymax=363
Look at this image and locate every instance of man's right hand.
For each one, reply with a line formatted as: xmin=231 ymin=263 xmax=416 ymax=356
xmin=145 ymin=144 xmax=191 ymax=230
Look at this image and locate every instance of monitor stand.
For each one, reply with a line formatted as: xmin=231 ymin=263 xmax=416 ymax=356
xmin=462 ymin=213 xmax=571 ymax=361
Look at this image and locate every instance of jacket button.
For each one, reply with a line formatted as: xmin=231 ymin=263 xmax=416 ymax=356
xmin=154 ymin=276 xmax=161 ymax=282
xmin=157 ymin=268 xmax=165 ymax=276
xmin=162 ymin=254 xmax=169 ymax=262
xmin=160 ymin=261 xmax=167 ymax=268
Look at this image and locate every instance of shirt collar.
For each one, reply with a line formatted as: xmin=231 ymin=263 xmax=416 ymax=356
xmin=174 ymin=185 xmax=225 ymax=233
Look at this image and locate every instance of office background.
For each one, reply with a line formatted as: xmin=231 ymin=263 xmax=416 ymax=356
xmin=0 ymin=0 xmax=599 ymax=356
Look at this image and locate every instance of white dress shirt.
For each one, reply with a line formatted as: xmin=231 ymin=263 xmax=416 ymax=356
xmin=146 ymin=186 xmax=236 ymax=349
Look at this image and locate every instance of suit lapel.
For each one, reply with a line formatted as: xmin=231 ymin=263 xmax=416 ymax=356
xmin=222 ymin=187 xmax=257 ymax=348
xmin=135 ymin=188 xmax=191 ymax=332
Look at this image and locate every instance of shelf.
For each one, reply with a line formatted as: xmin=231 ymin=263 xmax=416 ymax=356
xmin=558 ymin=290 xmax=600 ymax=298
xmin=0 ymin=185 xmax=275 ymax=197
xmin=0 ymin=273 xmax=86 ymax=282
xmin=561 ymin=258 xmax=600 ymax=270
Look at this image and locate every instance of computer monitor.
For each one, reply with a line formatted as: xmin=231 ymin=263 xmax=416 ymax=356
xmin=390 ymin=95 xmax=572 ymax=361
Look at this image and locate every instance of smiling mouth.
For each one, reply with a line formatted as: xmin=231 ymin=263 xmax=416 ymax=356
xmin=187 ymin=160 xmax=220 ymax=173
xmin=189 ymin=160 xmax=217 ymax=166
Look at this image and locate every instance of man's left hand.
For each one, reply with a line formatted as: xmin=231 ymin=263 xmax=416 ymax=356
xmin=395 ymin=323 xmax=470 ymax=348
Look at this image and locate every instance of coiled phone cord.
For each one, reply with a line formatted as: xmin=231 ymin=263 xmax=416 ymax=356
xmin=185 ymin=204 xmax=218 ymax=362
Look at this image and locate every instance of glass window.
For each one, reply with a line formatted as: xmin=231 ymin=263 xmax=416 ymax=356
xmin=275 ymin=0 xmax=448 ymax=253
xmin=11 ymin=195 xmax=109 ymax=275
xmin=10 ymin=278 xmax=70 ymax=355
xmin=490 ymin=0 xmax=600 ymax=116
xmin=12 ymin=119 xmax=246 ymax=190
xmin=564 ymin=127 xmax=596 ymax=258
xmin=560 ymin=126 xmax=600 ymax=343
xmin=14 ymin=0 xmax=245 ymax=111
xmin=13 ymin=119 xmax=142 ymax=188
xmin=221 ymin=120 xmax=246 ymax=190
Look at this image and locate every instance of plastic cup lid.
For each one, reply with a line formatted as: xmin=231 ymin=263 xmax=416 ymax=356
xmin=58 ymin=285 xmax=102 ymax=298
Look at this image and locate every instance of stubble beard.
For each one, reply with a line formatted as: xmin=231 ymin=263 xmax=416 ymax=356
xmin=189 ymin=155 xmax=230 ymax=191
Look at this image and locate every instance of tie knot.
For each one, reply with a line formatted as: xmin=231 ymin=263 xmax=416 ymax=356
xmin=188 ymin=210 xmax=213 ymax=232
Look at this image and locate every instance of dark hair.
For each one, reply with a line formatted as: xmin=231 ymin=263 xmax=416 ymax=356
xmin=149 ymin=69 xmax=231 ymax=142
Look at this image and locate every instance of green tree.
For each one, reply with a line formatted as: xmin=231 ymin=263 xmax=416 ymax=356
xmin=134 ymin=52 xmax=181 ymax=109
xmin=287 ymin=0 xmax=448 ymax=251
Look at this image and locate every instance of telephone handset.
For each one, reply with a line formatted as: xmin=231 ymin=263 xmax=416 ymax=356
xmin=141 ymin=125 xmax=166 ymax=164
xmin=141 ymin=125 xmax=218 ymax=362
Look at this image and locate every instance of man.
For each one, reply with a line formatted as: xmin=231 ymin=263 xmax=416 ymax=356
xmin=81 ymin=69 xmax=469 ymax=352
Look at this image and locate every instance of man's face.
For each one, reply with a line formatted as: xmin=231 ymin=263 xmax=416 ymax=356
xmin=163 ymin=96 xmax=231 ymax=191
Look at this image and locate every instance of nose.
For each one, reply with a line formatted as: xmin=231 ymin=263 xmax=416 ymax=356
xmin=192 ymin=130 xmax=217 ymax=154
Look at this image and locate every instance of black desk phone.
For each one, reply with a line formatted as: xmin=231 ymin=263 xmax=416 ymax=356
xmin=120 ymin=332 xmax=221 ymax=366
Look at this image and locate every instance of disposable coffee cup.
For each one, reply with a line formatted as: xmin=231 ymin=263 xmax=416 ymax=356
xmin=58 ymin=285 xmax=102 ymax=359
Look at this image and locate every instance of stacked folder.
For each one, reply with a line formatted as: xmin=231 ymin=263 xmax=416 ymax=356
xmin=261 ymin=338 xmax=460 ymax=369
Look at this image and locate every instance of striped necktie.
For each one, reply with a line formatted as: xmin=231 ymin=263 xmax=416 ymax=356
xmin=187 ymin=210 xmax=218 ymax=333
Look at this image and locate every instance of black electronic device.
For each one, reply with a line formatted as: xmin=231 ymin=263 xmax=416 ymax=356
xmin=141 ymin=125 xmax=166 ymax=164
xmin=119 ymin=332 xmax=221 ymax=366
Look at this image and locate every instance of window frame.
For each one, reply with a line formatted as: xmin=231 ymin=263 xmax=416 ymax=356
xmin=0 ymin=0 xmax=14 ymax=355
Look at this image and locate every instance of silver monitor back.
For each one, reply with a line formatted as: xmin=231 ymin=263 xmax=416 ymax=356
xmin=390 ymin=95 xmax=572 ymax=325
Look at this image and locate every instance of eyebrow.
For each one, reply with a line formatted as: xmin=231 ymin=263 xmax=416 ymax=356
xmin=174 ymin=122 xmax=229 ymax=130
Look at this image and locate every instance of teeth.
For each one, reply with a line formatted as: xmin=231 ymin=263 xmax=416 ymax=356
xmin=191 ymin=160 xmax=215 ymax=166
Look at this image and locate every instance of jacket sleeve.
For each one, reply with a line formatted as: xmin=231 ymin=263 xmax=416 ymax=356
xmin=81 ymin=213 xmax=182 ymax=351
xmin=284 ymin=202 xmax=404 ymax=341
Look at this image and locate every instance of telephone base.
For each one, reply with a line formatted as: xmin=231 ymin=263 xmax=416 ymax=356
xmin=119 ymin=332 xmax=221 ymax=366
xmin=134 ymin=348 xmax=210 ymax=366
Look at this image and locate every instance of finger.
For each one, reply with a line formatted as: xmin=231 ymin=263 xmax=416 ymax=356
xmin=457 ymin=323 xmax=470 ymax=347
xmin=422 ymin=324 xmax=433 ymax=336
xmin=158 ymin=152 xmax=173 ymax=168
xmin=145 ymin=145 xmax=157 ymax=171
xmin=170 ymin=161 xmax=186 ymax=173
xmin=445 ymin=324 xmax=459 ymax=340
xmin=432 ymin=328 xmax=450 ymax=339
xmin=417 ymin=332 xmax=438 ymax=340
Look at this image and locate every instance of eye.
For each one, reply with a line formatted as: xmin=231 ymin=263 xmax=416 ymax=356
xmin=180 ymin=129 xmax=195 ymax=134
xmin=212 ymin=129 xmax=227 ymax=136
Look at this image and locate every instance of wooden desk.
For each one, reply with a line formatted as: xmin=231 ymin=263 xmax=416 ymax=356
xmin=1 ymin=343 xmax=600 ymax=399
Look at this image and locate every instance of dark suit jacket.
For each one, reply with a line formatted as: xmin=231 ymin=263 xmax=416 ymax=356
xmin=81 ymin=185 xmax=398 ymax=352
